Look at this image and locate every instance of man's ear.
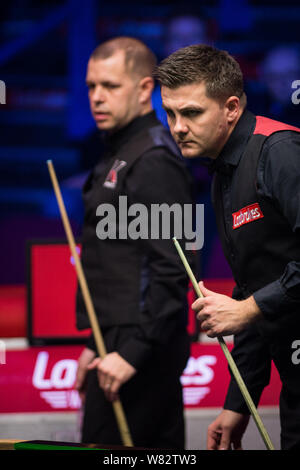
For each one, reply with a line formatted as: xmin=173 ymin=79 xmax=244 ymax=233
xmin=225 ymin=96 xmax=240 ymax=123
xmin=138 ymin=76 xmax=155 ymax=104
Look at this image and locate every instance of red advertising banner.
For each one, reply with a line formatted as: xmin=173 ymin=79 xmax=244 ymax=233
xmin=0 ymin=343 xmax=281 ymax=413
xmin=29 ymin=243 xmax=91 ymax=342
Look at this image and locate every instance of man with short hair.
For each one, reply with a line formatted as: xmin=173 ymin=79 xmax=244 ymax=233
xmin=155 ymin=44 xmax=300 ymax=450
xmin=75 ymin=37 xmax=195 ymax=449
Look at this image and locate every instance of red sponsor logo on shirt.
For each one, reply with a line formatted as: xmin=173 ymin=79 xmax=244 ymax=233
xmin=232 ymin=203 xmax=264 ymax=229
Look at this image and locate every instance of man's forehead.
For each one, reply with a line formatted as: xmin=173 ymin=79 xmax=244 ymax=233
xmin=161 ymin=82 xmax=208 ymax=107
xmin=86 ymin=51 xmax=127 ymax=76
xmin=89 ymin=49 xmax=126 ymax=65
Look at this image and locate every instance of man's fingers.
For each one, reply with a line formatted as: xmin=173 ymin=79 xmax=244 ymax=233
xmin=199 ymin=281 xmax=215 ymax=297
xmin=104 ymin=376 xmax=113 ymax=389
xmin=207 ymin=430 xmax=221 ymax=450
xmin=76 ymin=348 xmax=96 ymax=385
xmin=85 ymin=353 xmax=127 ymax=399
xmin=87 ymin=358 xmax=101 ymax=370
xmin=103 ymin=377 xmax=120 ymax=402
xmin=99 ymin=370 xmax=110 ymax=390
xmin=75 ymin=366 xmax=86 ymax=390
xmin=207 ymin=426 xmax=232 ymax=450
xmin=98 ymin=363 xmax=116 ymax=391
xmin=110 ymin=378 xmax=121 ymax=394
xmin=219 ymin=427 xmax=232 ymax=450
xmin=90 ymin=352 xmax=137 ymax=398
xmin=85 ymin=358 xmax=109 ymax=390
xmin=191 ymin=298 xmax=205 ymax=312
xmin=87 ymin=358 xmax=111 ymax=389
xmin=106 ymin=379 xmax=121 ymax=402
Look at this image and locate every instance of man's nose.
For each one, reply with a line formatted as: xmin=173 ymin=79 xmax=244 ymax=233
xmin=173 ymin=116 xmax=188 ymax=135
xmin=91 ymin=85 xmax=105 ymax=103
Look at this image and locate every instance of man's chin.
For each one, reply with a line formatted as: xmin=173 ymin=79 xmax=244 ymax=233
xmin=180 ymin=147 xmax=202 ymax=159
xmin=95 ymin=121 xmax=114 ymax=131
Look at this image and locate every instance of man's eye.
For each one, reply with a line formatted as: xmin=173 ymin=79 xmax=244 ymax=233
xmin=184 ymin=110 xmax=200 ymax=117
xmin=166 ymin=110 xmax=175 ymax=119
xmin=106 ymin=84 xmax=120 ymax=89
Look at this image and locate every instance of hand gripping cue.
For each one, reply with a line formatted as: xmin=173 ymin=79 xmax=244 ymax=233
xmin=47 ymin=160 xmax=133 ymax=447
xmin=172 ymin=237 xmax=275 ymax=450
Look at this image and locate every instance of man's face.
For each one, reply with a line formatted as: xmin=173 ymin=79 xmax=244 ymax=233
xmin=161 ymin=82 xmax=233 ymax=159
xmin=86 ymin=51 xmax=141 ymax=132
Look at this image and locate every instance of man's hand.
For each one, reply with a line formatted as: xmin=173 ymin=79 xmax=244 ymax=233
xmin=75 ymin=347 xmax=96 ymax=402
xmin=192 ymin=282 xmax=261 ymax=337
xmin=207 ymin=409 xmax=250 ymax=450
xmin=88 ymin=352 xmax=137 ymax=402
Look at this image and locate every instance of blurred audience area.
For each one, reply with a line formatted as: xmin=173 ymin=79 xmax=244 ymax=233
xmin=0 ymin=0 xmax=299 ymax=284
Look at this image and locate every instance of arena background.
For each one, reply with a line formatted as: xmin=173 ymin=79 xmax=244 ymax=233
xmin=0 ymin=0 xmax=299 ymax=450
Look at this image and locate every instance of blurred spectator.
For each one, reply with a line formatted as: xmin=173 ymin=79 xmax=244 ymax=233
xmin=247 ymin=46 xmax=300 ymax=127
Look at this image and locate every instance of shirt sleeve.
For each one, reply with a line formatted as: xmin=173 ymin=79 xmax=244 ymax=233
xmin=253 ymin=132 xmax=300 ymax=319
xmin=115 ymin=147 xmax=197 ymax=369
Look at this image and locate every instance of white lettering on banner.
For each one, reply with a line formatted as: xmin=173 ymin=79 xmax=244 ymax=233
xmin=183 ymin=387 xmax=210 ymax=405
xmin=181 ymin=355 xmax=217 ymax=385
xmin=40 ymin=390 xmax=81 ymax=409
xmin=33 ymin=351 xmax=77 ymax=389
xmin=32 ymin=351 xmax=217 ymax=409
xmin=32 ymin=351 xmax=80 ymax=409
xmin=0 ymin=340 xmax=6 ymax=364
xmin=32 ymin=351 xmax=51 ymax=389
xmin=181 ymin=355 xmax=217 ymax=405
xmin=51 ymin=359 xmax=77 ymax=389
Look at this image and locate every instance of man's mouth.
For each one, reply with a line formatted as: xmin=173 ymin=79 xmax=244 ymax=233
xmin=177 ymin=140 xmax=194 ymax=145
xmin=93 ymin=111 xmax=110 ymax=120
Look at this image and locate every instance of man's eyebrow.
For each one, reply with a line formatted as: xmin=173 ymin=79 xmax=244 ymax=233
xmin=86 ymin=79 xmax=120 ymax=87
xmin=162 ymin=104 xmax=204 ymax=113
xmin=180 ymin=105 xmax=204 ymax=112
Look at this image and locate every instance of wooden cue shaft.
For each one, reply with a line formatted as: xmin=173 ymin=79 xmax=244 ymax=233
xmin=172 ymin=237 xmax=275 ymax=451
xmin=47 ymin=160 xmax=133 ymax=447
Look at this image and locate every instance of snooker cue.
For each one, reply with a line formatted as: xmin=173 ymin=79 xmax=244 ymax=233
xmin=172 ymin=237 xmax=275 ymax=451
xmin=47 ymin=160 xmax=133 ymax=447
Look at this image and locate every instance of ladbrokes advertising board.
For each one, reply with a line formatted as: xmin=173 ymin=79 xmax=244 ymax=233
xmin=0 ymin=342 xmax=281 ymax=413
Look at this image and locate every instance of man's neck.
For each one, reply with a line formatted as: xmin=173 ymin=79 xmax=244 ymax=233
xmin=213 ymin=106 xmax=245 ymax=160
xmin=140 ymin=102 xmax=153 ymax=116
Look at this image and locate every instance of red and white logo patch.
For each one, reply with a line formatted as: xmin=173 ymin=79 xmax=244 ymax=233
xmin=232 ymin=202 xmax=264 ymax=230
xmin=103 ymin=159 xmax=127 ymax=189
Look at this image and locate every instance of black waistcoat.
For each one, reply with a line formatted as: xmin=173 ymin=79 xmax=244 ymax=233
xmin=76 ymin=121 xmax=181 ymax=330
xmin=212 ymin=116 xmax=300 ymax=300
